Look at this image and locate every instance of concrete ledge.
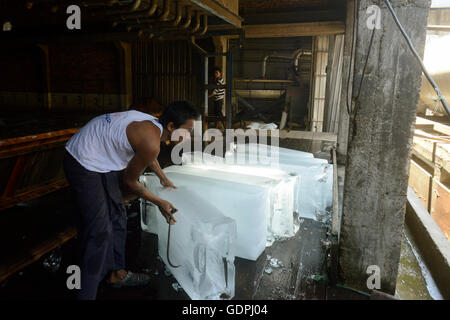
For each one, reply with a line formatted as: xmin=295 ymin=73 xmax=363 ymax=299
xmin=405 ymin=186 xmax=450 ymax=299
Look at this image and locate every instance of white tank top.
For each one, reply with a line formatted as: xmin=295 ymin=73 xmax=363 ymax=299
xmin=66 ymin=110 xmax=163 ymax=173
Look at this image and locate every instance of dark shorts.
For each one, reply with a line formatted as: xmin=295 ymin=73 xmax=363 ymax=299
xmin=63 ymin=150 xmax=127 ymax=300
xmin=213 ymin=99 xmax=225 ymax=118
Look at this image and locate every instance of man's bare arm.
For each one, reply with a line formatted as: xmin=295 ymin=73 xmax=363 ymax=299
xmin=149 ymin=159 xmax=164 ymax=180
xmin=123 ymin=122 xmax=178 ymax=223
xmin=149 ymin=159 xmax=177 ymax=189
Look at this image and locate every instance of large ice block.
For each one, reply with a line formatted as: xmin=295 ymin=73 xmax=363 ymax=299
xmin=154 ymin=186 xmax=236 ymax=300
xmin=141 ymin=168 xmax=271 ymax=260
xmin=181 ymin=152 xmax=300 ymax=241
xmin=164 ymin=164 xmax=298 ymax=244
xmin=224 ymin=146 xmax=333 ymax=222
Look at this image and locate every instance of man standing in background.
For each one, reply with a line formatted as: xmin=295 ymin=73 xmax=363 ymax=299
xmin=208 ymin=66 xmax=226 ymax=129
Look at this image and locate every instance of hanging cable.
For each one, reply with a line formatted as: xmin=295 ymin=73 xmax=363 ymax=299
xmin=346 ymin=0 xmax=359 ymax=116
xmin=354 ymin=27 xmax=376 ymax=100
xmin=384 ymin=0 xmax=450 ymax=116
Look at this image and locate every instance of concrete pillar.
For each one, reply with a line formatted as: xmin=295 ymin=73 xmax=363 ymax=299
xmin=339 ymin=0 xmax=430 ymax=294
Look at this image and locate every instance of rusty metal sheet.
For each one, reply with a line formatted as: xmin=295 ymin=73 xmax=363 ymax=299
xmin=0 ymin=128 xmax=79 ymax=159
xmin=0 ymin=128 xmax=78 ymax=211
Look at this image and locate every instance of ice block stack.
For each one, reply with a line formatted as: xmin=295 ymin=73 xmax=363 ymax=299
xmin=181 ymin=152 xmax=300 ymax=242
xmin=225 ymin=143 xmax=333 ymax=222
xmin=151 ymin=185 xmax=236 ymax=300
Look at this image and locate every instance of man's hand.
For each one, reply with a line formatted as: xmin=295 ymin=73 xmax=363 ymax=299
xmin=157 ymin=199 xmax=178 ymax=225
xmin=160 ymin=177 xmax=177 ymax=189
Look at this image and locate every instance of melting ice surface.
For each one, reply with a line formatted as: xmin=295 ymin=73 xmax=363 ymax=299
xmin=153 ymin=186 xmax=236 ymax=300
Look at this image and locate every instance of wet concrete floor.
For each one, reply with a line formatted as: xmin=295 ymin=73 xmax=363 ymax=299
xmin=0 ymin=189 xmax=440 ymax=300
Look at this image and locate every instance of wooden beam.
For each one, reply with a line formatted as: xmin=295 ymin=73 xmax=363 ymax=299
xmin=244 ymin=21 xmax=345 ymax=38
xmin=416 ymin=116 xmax=450 ymax=136
xmin=427 ymin=25 xmax=450 ymax=32
xmin=189 ymin=0 xmax=243 ymax=28
xmin=414 ymin=129 xmax=450 ymax=143
xmin=279 ymin=130 xmax=337 ymax=142
xmin=241 ymin=9 xmax=345 ymax=25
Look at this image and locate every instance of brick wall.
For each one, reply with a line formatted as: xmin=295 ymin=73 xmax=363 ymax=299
xmin=0 ymin=42 xmax=123 ymax=113
xmin=48 ymin=43 xmax=120 ymax=94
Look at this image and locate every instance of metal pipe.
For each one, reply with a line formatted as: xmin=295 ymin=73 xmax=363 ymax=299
xmin=196 ymin=14 xmax=208 ymax=36
xmin=190 ymin=36 xmax=207 ymax=55
xmin=111 ymin=0 xmax=158 ymax=19
xmin=119 ymin=1 xmax=183 ymax=31
xmin=190 ymin=11 xmax=201 ymax=33
xmin=103 ymin=0 xmax=142 ymax=14
xmin=262 ymin=49 xmax=312 ymax=78
xmin=180 ymin=6 xmax=193 ymax=29
xmin=262 ymin=54 xmax=292 ymax=79
xmin=159 ymin=0 xmax=171 ymax=21
xmin=82 ymin=0 xmax=117 ymax=6
xmin=293 ymin=49 xmax=312 ymax=75
xmin=172 ymin=1 xmax=183 ymax=26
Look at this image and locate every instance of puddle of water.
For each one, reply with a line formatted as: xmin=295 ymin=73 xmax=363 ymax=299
xmin=395 ymin=229 xmax=443 ymax=300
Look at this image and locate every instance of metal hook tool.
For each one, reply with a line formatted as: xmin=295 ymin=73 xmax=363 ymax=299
xmin=167 ymin=210 xmax=181 ymax=268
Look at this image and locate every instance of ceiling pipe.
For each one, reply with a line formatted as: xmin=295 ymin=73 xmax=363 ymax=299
xmin=124 ymin=0 xmax=182 ymax=28
xmin=196 ymin=14 xmax=208 ymax=36
xmin=148 ymin=4 xmax=196 ymax=38
xmin=102 ymin=0 xmax=142 ymax=14
xmin=180 ymin=6 xmax=193 ymax=29
xmin=262 ymin=54 xmax=291 ymax=79
xmin=262 ymin=49 xmax=312 ymax=79
xmin=158 ymin=0 xmax=171 ymax=21
xmin=191 ymin=36 xmax=207 ymax=55
xmin=121 ymin=0 xmax=176 ymax=31
xmin=189 ymin=11 xmax=201 ymax=33
xmin=293 ymin=49 xmax=312 ymax=75
xmin=111 ymin=0 xmax=158 ymax=19
xmin=171 ymin=1 xmax=183 ymax=27
xmin=80 ymin=0 xmax=117 ymax=7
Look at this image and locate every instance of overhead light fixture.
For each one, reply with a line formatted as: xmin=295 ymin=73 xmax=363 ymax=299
xmin=3 ymin=21 xmax=12 ymax=31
